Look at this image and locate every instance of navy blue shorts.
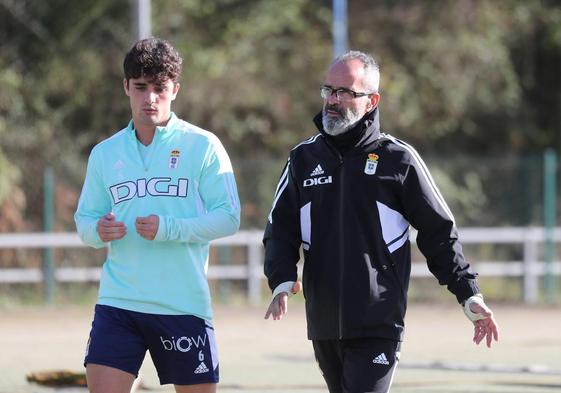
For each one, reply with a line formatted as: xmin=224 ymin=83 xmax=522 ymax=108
xmin=85 ymin=304 xmax=219 ymax=386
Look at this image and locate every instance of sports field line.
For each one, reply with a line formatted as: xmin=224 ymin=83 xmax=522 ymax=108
xmin=400 ymin=361 xmax=561 ymax=375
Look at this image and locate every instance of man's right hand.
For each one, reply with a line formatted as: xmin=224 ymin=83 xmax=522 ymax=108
xmin=264 ymin=281 xmax=302 ymax=321
xmin=97 ymin=212 xmax=127 ymax=242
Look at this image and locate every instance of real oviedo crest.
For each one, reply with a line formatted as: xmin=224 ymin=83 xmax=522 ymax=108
xmin=364 ymin=153 xmax=379 ymax=175
xmin=169 ymin=149 xmax=180 ymax=169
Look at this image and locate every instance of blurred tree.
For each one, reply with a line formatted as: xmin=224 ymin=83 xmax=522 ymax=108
xmin=152 ymin=0 xmax=333 ymax=155
xmin=348 ymin=0 xmax=561 ymax=156
xmin=0 ymin=0 xmax=131 ymax=230
xmin=1 ymin=0 xmax=561 ymax=230
xmin=151 ymin=0 xmax=334 ymax=227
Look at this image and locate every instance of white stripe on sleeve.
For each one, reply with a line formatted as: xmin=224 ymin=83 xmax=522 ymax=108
xmin=268 ymin=160 xmax=290 ymax=223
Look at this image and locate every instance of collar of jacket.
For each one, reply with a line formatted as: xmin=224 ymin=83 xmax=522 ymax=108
xmin=313 ymin=107 xmax=381 ymax=154
xmin=126 ymin=112 xmax=180 ymax=140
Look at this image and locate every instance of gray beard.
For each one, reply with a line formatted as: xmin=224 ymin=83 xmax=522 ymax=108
xmin=322 ymin=108 xmax=362 ymax=136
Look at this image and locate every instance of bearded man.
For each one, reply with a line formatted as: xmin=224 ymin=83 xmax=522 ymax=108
xmin=263 ymin=51 xmax=499 ymax=393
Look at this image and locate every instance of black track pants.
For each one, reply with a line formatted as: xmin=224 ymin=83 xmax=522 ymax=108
xmin=312 ymin=337 xmax=400 ymax=393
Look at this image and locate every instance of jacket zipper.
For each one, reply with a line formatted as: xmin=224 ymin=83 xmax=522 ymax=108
xmin=338 ymin=157 xmax=345 ymax=339
xmin=323 ymin=136 xmax=346 ymax=339
xmin=134 ymin=132 xmax=157 ymax=172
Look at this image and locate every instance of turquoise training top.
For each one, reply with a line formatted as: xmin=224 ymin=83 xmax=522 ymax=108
xmin=74 ymin=113 xmax=240 ymax=321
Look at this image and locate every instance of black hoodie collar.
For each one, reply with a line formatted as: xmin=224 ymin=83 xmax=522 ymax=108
xmin=313 ymin=107 xmax=381 ymax=155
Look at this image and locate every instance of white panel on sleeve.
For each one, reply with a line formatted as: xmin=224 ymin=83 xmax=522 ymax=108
xmin=376 ymin=201 xmax=409 ymax=253
xmin=300 ymin=202 xmax=311 ymax=250
xmin=268 ymin=160 xmax=290 ymax=224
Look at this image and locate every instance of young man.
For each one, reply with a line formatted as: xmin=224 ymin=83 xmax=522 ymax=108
xmin=75 ymin=38 xmax=240 ymax=393
xmin=263 ymin=51 xmax=499 ymax=393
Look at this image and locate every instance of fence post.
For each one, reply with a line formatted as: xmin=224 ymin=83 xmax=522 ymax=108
xmin=247 ymin=243 xmax=262 ymax=305
xmin=543 ymin=150 xmax=557 ymax=302
xmin=523 ymin=227 xmax=538 ymax=304
xmin=43 ymin=167 xmax=55 ymax=303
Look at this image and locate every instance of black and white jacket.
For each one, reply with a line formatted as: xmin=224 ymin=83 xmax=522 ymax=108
xmin=263 ymin=107 xmax=480 ymax=341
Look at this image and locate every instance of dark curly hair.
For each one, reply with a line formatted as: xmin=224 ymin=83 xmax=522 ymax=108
xmin=123 ymin=38 xmax=183 ymax=83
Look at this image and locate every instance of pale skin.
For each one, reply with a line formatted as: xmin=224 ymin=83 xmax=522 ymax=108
xmin=264 ymin=58 xmax=500 ymax=349
xmin=323 ymin=58 xmax=380 ymax=123
xmin=95 ymin=212 xmax=159 ymax=242
xmin=89 ymin=76 xmax=216 ymax=393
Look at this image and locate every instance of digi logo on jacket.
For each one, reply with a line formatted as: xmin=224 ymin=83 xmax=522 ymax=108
xmin=109 ymin=177 xmax=189 ymax=204
xmin=303 ymin=176 xmax=333 ymax=187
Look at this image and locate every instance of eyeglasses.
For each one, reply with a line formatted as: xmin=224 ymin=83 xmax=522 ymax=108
xmin=320 ymin=85 xmax=373 ymax=102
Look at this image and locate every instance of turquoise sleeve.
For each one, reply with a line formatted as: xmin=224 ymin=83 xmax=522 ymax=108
xmin=74 ymin=148 xmax=110 ymax=249
xmin=154 ymin=138 xmax=240 ymax=243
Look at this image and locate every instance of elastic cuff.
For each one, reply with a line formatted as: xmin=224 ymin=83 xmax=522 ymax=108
xmin=87 ymin=223 xmax=107 ymax=248
xmin=463 ymin=294 xmax=486 ymax=322
xmin=272 ymin=281 xmax=296 ymax=299
xmin=455 ymin=281 xmax=481 ymax=304
xmin=154 ymin=215 xmax=167 ymax=241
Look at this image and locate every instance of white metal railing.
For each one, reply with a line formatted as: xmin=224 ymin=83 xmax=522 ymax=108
xmin=0 ymin=228 xmax=560 ymax=304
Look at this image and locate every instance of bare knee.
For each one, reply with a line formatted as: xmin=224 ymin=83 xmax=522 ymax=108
xmin=86 ymin=363 xmax=136 ymax=393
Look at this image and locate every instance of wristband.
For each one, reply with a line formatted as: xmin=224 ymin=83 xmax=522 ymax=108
xmin=463 ymin=293 xmax=486 ymax=322
xmin=272 ymin=281 xmax=296 ymax=299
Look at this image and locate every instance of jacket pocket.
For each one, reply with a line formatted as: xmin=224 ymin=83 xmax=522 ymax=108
xmin=363 ymin=253 xmax=395 ymax=302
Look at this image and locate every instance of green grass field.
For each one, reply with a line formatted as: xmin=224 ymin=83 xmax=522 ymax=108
xmin=1 ymin=302 xmax=560 ymax=393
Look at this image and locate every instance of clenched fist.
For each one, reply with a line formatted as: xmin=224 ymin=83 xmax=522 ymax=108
xmin=97 ymin=213 xmax=127 ymax=242
xmin=135 ymin=215 xmax=159 ymax=240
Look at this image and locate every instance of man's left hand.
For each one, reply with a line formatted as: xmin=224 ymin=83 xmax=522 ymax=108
xmin=469 ymin=301 xmax=500 ymax=348
xmin=135 ymin=215 xmax=159 ymax=240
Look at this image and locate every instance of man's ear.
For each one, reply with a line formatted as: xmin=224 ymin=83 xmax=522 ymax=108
xmin=171 ymin=82 xmax=180 ymax=100
xmin=369 ymin=92 xmax=380 ymax=110
xmin=123 ymin=78 xmax=130 ymax=96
